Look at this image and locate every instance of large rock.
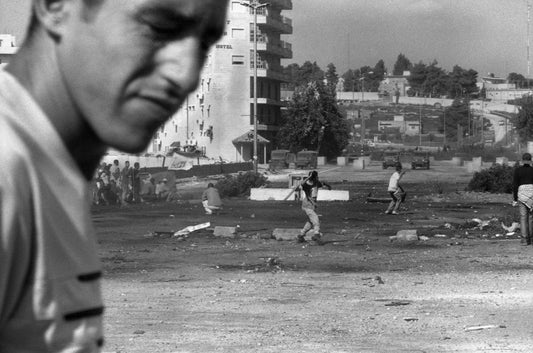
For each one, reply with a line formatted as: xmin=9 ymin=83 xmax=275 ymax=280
xmin=272 ymin=228 xmax=301 ymax=241
xmin=213 ymin=226 xmax=238 ymax=238
xmin=389 ymin=229 xmax=418 ymax=242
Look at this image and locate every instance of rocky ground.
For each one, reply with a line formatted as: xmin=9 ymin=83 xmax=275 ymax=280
xmin=94 ymin=162 xmax=533 ymax=353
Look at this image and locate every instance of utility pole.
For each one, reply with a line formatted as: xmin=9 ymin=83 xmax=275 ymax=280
xmin=443 ymin=107 xmax=446 ymax=147
xmin=526 ymin=0 xmax=531 ymax=78
xmin=419 ymin=104 xmax=422 ymax=146
xmin=241 ymin=0 xmax=269 ymax=173
xmin=359 ymin=71 xmax=373 ymax=149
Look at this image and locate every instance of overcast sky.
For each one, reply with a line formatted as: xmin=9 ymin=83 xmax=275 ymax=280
xmin=287 ymin=0 xmax=529 ymax=78
xmin=0 ymin=0 xmax=530 ymax=78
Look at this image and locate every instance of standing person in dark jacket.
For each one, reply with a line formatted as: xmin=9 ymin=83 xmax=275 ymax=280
xmin=296 ymin=170 xmax=331 ymax=245
xmin=513 ymin=153 xmax=533 ymax=245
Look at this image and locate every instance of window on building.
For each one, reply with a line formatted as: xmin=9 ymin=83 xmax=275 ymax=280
xmin=231 ymin=28 xmax=245 ymax=39
xmin=232 ymin=55 xmax=245 ymax=65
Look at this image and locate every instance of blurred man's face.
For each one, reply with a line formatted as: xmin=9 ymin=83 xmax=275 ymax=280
xmin=57 ymin=0 xmax=228 ymax=153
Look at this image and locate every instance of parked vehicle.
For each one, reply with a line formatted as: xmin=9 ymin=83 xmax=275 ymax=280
xmin=411 ymin=151 xmax=430 ymax=169
xmin=382 ymin=151 xmax=400 ymax=169
xmin=269 ymin=149 xmax=295 ymax=169
xmin=295 ymin=150 xmax=318 ymax=169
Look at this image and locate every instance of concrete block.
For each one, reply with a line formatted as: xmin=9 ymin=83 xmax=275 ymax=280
xmin=451 ymin=157 xmax=463 ymax=166
xmin=250 ymin=188 xmax=296 ymax=201
xmin=272 ymin=228 xmax=301 ymax=241
xmin=495 ymin=157 xmax=508 ymax=165
xmin=389 ymin=229 xmax=418 ymax=242
xmin=317 ymin=156 xmax=327 ymax=166
xmin=465 ymin=161 xmax=482 ymax=173
xmin=337 ymin=156 xmax=348 ymax=166
xmin=352 ymin=158 xmax=365 ymax=170
xmin=213 ymin=226 xmax=238 ymax=238
xmin=250 ymin=188 xmax=349 ymax=201
xmin=316 ymin=190 xmax=350 ymax=201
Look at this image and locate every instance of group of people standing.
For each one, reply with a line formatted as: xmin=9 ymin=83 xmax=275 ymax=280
xmin=93 ymin=160 xmax=142 ymax=205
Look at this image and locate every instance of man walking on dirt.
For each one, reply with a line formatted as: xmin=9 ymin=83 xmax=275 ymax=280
xmin=297 ymin=170 xmax=331 ymax=245
xmin=385 ymin=163 xmax=406 ymax=215
xmin=0 ymin=0 xmax=228 ymax=351
xmin=513 ymin=152 xmax=533 ymax=245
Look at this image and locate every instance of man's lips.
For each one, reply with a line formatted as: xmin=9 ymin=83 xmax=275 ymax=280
xmin=134 ymin=94 xmax=182 ymax=121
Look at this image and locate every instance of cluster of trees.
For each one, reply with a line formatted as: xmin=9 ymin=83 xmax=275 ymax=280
xmin=281 ymin=54 xmax=480 ymax=100
xmin=276 ymin=81 xmax=349 ymax=159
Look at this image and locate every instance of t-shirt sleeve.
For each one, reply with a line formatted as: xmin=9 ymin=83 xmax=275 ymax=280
xmin=0 ymin=168 xmax=32 ymax=328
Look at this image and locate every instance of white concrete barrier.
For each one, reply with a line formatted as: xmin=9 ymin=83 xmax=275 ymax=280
xmin=337 ymin=156 xmax=348 ymax=166
xmin=250 ymin=188 xmax=296 ymax=201
xmin=250 ymin=188 xmax=350 ymax=201
xmin=352 ymin=158 xmax=365 ymax=170
xmin=465 ymin=161 xmax=482 ymax=173
xmin=495 ymin=157 xmax=509 ymax=165
xmin=451 ymin=157 xmax=463 ymax=166
xmin=317 ymin=156 xmax=327 ymax=166
xmin=316 ymin=190 xmax=350 ymax=201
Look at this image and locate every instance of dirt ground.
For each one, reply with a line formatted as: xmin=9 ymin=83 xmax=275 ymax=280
xmin=94 ymin=161 xmax=533 ymax=353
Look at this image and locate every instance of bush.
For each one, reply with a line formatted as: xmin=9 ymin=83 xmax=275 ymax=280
xmin=466 ymin=164 xmax=514 ymax=193
xmin=215 ymin=171 xmax=269 ymax=197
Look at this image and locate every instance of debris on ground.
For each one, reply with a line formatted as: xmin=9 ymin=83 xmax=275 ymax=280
xmin=501 ymin=222 xmax=519 ymax=233
xmin=389 ymin=229 xmax=418 ymax=242
xmin=464 ymin=324 xmax=506 ymax=332
xmin=174 ymin=222 xmax=211 ymax=237
xmin=403 ymin=317 xmax=418 ymax=322
xmin=383 ymin=301 xmax=411 ymax=307
xmin=213 ymin=225 xmax=239 ymax=238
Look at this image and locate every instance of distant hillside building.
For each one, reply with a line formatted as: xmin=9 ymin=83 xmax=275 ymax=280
xmin=378 ymin=115 xmax=420 ymax=136
xmin=481 ymin=76 xmax=533 ymax=102
xmin=0 ymin=35 xmax=18 ymax=70
xmin=147 ymin=0 xmax=293 ymax=163
xmin=379 ymin=71 xmax=410 ymax=100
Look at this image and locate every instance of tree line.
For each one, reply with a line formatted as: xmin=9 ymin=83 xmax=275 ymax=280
xmin=281 ymin=53 xmax=533 ymax=100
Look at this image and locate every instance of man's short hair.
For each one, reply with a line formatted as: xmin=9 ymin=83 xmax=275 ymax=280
xmin=207 ymin=183 xmax=214 ymax=188
xmin=523 ymin=153 xmax=532 ymax=161
xmin=395 ymin=163 xmax=403 ymax=171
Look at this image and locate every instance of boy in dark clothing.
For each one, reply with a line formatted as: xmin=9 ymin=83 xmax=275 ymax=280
xmin=297 ymin=170 xmax=331 ymax=245
xmin=513 ymin=153 xmax=533 ymax=245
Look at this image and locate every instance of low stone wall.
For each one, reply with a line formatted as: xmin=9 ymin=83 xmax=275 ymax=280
xmin=144 ymin=162 xmax=253 ymax=180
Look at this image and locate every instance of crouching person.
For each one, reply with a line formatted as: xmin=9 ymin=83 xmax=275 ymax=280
xmin=202 ymin=183 xmax=222 ymax=215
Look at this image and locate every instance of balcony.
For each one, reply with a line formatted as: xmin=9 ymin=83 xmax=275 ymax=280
xmin=255 ymin=36 xmax=293 ymax=58
xmin=255 ymin=10 xmax=292 ymax=34
xmin=267 ymin=0 xmax=292 ymax=10
xmin=251 ymin=60 xmax=287 ymax=82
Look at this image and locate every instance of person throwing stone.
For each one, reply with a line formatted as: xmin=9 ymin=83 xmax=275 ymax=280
xmin=385 ymin=163 xmax=406 ymax=215
xmin=297 ymin=170 xmax=331 ymax=245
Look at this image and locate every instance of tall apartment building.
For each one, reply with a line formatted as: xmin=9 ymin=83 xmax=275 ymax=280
xmin=148 ymin=0 xmax=293 ymax=163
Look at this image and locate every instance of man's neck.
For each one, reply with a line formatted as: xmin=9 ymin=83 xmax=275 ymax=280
xmin=6 ymin=31 xmax=107 ymax=180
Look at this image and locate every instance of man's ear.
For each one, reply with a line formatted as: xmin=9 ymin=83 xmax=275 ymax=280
xmin=33 ymin=0 xmax=71 ymax=38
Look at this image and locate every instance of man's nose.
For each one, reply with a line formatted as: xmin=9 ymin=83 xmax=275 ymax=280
xmin=156 ymin=37 xmax=204 ymax=96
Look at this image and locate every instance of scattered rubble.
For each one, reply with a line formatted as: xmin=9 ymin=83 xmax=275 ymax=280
xmin=464 ymin=324 xmax=506 ymax=332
